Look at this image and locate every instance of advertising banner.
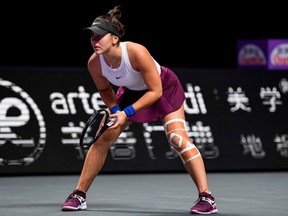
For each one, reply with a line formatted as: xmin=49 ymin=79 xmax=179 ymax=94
xmin=268 ymin=39 xmax=288 ymax=70
xmin=0 ymin=67 xmax=288 ymax=175
xmin=237 ymin=40 xmax=267 ymax=69
xmin=237 ymin=39 xmax=288 ymax=70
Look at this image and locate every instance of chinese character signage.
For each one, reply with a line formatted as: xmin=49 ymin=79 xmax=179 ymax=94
xmin=0 ymin=67 xmax=288 ymax=175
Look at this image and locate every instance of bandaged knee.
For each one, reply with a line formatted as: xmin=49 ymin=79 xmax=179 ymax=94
xmin=164 ymin=119 xmax=201 ymax=164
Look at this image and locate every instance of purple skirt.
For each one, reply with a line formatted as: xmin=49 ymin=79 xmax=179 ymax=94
xmin=116 ymin=66 xmax=186 ymax=123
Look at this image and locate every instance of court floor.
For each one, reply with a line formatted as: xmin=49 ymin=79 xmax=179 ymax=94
xmin=0 ymin=172 xmax=287 ymax=216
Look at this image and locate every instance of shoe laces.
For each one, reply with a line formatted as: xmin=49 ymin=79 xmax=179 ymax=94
xmin=66 ymin=193 xmax=85 ymax=203
xmin=194 ymin=193 xmax=214 ymax=206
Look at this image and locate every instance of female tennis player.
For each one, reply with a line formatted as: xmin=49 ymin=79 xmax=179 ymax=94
xmin=61 ymin=5 xmax=218 ymax=214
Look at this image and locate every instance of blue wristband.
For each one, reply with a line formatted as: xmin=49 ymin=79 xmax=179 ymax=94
xmin=124 ymin=105 xmax=136 ymax=117
xmin=110 ymin=105 xmax=121 ymax=114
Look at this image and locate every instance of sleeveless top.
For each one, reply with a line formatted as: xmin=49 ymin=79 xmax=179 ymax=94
xmin=100 ymin=42 xmax=161 ymax=91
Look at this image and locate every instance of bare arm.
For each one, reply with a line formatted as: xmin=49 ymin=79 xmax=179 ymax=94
xmin=109 ymin=42 xmax=163 ymax=128
xmin=87 ymin=53 xmax=118 ymax=109
xmin=126 ymin=42 xmax=163 ymax=112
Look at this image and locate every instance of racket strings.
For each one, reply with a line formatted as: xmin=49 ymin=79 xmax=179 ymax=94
xmin=82 ymin=111 xmax=108 ymax=147
xmin=80 ymin=108 xmax=117 ymax=149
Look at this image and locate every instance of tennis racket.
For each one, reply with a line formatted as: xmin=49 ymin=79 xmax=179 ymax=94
xmin=80 ymin=108 xmax=117 ymax=149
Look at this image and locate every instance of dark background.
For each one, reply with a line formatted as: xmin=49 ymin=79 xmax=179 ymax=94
xmin=2 ymin=67 xmax=288 ymax=174
xmin=1 ymin=1 xmax=286 ymax=69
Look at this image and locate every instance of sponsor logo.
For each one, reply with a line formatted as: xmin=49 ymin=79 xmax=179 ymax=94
xmin=0 ymin=78 xmax=46 ymax=166
xmin=270 ymin=43 xmax=288 ymax=65
xmin=238 ymin=44 xmax=266 ymax=65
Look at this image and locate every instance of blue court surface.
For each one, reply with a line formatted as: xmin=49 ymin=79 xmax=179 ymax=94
xmin=0 ymin=172 xmax=287 ymax=216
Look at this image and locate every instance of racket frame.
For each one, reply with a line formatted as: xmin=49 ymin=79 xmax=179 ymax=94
xmin=80 ymin=108 xmax=116 ymax=149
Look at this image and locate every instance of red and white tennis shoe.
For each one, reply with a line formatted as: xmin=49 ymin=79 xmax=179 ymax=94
xmin=190 ymin=192 xmax=218 ymax=214
xmin=61 ymin=189 xmax=87 ymax=211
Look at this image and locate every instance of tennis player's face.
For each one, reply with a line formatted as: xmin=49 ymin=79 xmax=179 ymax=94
xmin=90 ymin=33 xmax=111 ymax=54
xmin=90 ymin=33 xmax=105 ymax=42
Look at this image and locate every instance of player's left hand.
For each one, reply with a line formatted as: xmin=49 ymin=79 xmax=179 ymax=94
xmin=109 ymin=111 xmax=128 ymax=129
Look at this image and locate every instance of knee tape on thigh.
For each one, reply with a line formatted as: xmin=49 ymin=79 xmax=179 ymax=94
xmin=164 ymin=119 xmax=201 ymax=164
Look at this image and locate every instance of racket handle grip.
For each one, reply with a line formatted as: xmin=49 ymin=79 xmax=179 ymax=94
xmin=107 ymin=117 xmax=117 ymax=126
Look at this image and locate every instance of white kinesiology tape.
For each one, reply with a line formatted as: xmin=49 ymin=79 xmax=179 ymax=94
xmin=164 ymin=119 xmax=200 ymax=164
